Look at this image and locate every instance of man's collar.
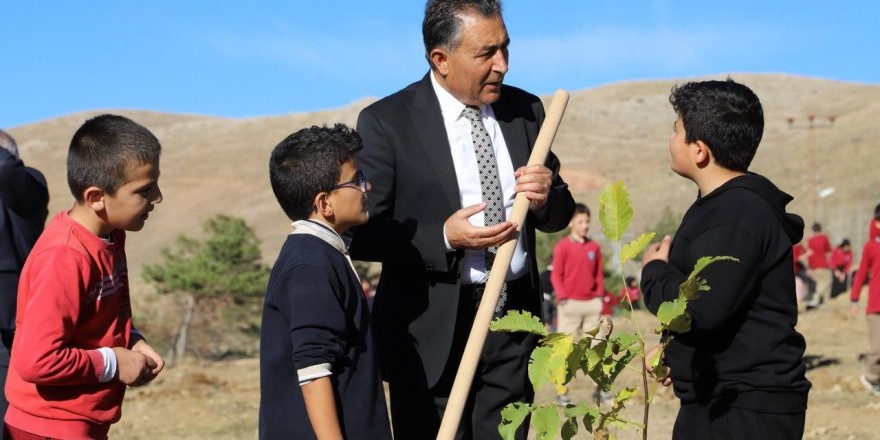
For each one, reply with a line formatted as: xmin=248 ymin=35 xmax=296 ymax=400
xmin=430 ymin=71 xmax=490 ymax=124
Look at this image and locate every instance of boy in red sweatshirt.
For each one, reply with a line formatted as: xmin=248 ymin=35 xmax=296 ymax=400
xmin=551 ymin=203 xmax=605 ymax=404
xmin=4 ymin=115 xmax=165 ymax=440
xmin=551 ymin=203 xmax=604 ymax=338
xmin=851 ymin=204 xmax=880 ymax=396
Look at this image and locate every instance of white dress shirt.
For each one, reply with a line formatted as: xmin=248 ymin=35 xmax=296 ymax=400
xmin=430 ymin=72 xmax=529 ymax=284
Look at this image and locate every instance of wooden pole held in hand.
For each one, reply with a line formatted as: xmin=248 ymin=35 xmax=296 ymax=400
xmin=436 ymin=89 xmax=570 ymax=440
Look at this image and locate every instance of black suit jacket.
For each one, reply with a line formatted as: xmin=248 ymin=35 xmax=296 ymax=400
xmin=350 ymin=73 xmax=574 ymax=387
xmin=0 ymin=148 xmax=49 ymax=331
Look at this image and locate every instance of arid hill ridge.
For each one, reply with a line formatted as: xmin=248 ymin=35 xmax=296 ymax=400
xmin=9 ymin=74 xmax=880 ymax=284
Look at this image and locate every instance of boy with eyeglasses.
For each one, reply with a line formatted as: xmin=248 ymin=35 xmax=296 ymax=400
xmin=259 ymin=124 xmax=390 ymax=439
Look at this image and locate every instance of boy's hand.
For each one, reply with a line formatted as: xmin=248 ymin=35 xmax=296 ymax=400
xmin=131 ymin=339 xmax=165 ymax=380
xmin=645 ymin=344 xmax=672 ymax=387
xmin=112 ymin=347 xmax=157 ymax=387
xmin=642 ymin=235 xmax=672 ymax=266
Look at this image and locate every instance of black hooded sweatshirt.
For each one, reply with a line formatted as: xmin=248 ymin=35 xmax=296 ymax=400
xmin=642 ymin=173 xmax=811 ymax=413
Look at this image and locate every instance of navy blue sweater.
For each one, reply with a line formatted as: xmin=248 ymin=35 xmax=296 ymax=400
xmin=259 ymin=234 xmax=390 ymax=439
xmin=642 ymin=174 xmax=811 ymax=413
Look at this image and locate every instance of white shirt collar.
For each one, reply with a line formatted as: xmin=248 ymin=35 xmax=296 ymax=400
xmin=430 ymin=71 xmax=491 ymax=125
xmin=290 ymin=219 xmax=348 ymax=256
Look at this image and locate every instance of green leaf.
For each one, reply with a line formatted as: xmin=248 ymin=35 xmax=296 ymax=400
xmin=615 ymin=387 xmax=638 ymax=403
xmin=610 ymin=332 xmax=640 ymax=350
xmin=528 ymin=346 xmax=553 ymax=390
xmin=581 ymin=408 xmax=600 ymax=433
xmin=561 ymin=417 xmax=579 ymax=440
xmin=619 ymin=232 xmax=656 ymax=264
xmin=563 ymin=403 xmax=591 ymax=418
xmin=490 ymin=310 xmax=548 ymax=336
xmin=599 ymin=181 xmax=634 ymax=242
xmin=690 ymin=255 xmax=739 ymax=280
xmin=657 ymin=298 xmax=691 ymax=333
xmin=531 ymin=404 xmax=561 ymax=440
xmin=546 ymin=334 xmax=575 ymax=394
xmin=499 ymin=402 xmax=532 ymax=440
xmin=679 ymin=276 xmax=710 ymax=301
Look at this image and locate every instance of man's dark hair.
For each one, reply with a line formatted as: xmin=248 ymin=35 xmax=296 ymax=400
xmin=423 ymin=0 xmax=503 ymax=66
xmin=812 ymin=222 xmax=822 ymax=233
xmin=874 ymin=202 xmax=880 ymax=221
xmin=573 ymin=202 xmax=590 ymax=217
xmin=669 ymin=78 xmax=764 ymax=172
xmin=269 ymin=124 xmax=363 ymax=221
xmin=68 ymin=114 xmax=161 ymax=202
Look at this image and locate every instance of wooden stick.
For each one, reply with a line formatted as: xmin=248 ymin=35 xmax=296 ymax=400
xmin=436 ymin=89 xmax=570 ymax=440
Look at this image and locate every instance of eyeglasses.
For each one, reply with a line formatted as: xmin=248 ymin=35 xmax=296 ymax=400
xmin=330 ymin=169 xmax=368 ymax=194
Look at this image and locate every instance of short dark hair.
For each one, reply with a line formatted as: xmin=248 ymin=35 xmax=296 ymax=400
xmin=669 ymin=78 xmax=764 ymax=172
xmin=423 ymin=0 xmax=502 ymax=66
xmin=874 ymin=203 xmax=880 ymax=221
xmin=812 ymin=222 xmax=822 ymax=232
xmin=269 ymin=124 xmax=362 ymax=221
xmin=68 ymin=114 xmax=161 ymax=202
xmin=573 ymin=202 xmax=590 ymax=218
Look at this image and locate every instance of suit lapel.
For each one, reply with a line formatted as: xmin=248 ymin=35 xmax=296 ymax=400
xmin=493 ymin=96 xmax=530 ymax=168
xmin=410 ymin=74 xmax=462 ymax=210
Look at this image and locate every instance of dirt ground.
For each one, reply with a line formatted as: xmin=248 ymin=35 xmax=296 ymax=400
xmin=113 ymin=295 xmax=880 ymax=439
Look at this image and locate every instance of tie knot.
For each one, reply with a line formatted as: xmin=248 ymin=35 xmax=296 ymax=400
xmin=462 ymin=105 xmax=482 ymax=122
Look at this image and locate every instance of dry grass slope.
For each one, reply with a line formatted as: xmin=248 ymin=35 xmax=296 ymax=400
xmin=10 ymin=74 xmax=878 ymax=287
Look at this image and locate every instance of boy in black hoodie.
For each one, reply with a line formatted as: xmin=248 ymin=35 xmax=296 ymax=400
xmin=641 ymin=79 xmax=810 ymax=439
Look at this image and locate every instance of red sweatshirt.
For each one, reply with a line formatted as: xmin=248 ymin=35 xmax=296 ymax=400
xmin=852 ymin=238 xmax=880 ymax=315
xmin=807 ymin=233 xmax=831 ymax=269
xmin=830 ymin=247 xmax=852 ymax=273
xmin=551 ymin=236 xmax=604 ymax=301
xmin=792 ymin=243 xmax=807 ymax=274
xmin=5 ymin=211 xmax=133 ymax=440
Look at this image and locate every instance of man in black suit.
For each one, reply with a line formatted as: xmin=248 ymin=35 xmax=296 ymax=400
xmin=0 ymin=129 xmax=49 ymax=428
xmin=349 ymin=1 xmax=574 ymax=438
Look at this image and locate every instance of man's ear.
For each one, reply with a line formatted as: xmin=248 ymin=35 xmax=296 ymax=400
xmin=83 ymin=186 xmax=106 ymax=212
xmin=429 ymin=48 xmax=450 ymax=75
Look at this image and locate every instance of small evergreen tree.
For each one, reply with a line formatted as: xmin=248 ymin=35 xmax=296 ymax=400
xmin=143 ymin=215 xmax=270 ymax=365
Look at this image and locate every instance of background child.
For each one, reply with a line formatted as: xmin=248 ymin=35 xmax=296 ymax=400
xmin=552 ymin=203 xmax=604 ymax=338
xmin=5 ymin=115 xmax=165 ymax=440
xmin=851 ymin=204 xmax=880 ymax=396
xmin=260 ymin=124 xmax=390 ymax=439
xmin=641 ymin=79 xmax=810 ymax=438
xmin=620 ymin=276 xmax=642 ymax=310
xmin=806 ymin=222 xmax=832 ymax=308
xmin=551 ymin=203 xmax=604 ymax=404
xmin=830 ymin=238 xmax=853 ymax=299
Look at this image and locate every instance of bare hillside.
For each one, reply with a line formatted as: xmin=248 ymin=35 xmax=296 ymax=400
xmin=8 ymin=74 xmax=880 ymax=284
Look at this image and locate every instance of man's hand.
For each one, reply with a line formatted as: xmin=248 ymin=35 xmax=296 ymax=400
xmin=514 ymin=165 xmax=552 ymax=212
xmin=642 ymin=235 xmax=672 ymax=267
xmin=131 ymin=339 xmax=165 ymax=384
xmin=112 ymin=347 xmax=157 ymax=387
xmin=445 ymin=202 xmax=517 ymax=250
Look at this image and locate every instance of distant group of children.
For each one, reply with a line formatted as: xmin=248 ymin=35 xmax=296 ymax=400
xmin=793 ymin=222 xmax=855 ymax=309
xmin=4 ymin=77 xmax=880 ymax=439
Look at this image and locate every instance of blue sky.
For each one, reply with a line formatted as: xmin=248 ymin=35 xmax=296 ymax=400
xmin=3 ymin=1 xmax=877 ymax=128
